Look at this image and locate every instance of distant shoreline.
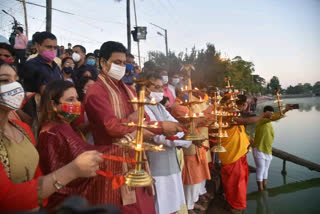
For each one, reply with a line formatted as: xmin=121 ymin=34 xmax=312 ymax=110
xmin=255 ymin=94 xmax=318 ymax=104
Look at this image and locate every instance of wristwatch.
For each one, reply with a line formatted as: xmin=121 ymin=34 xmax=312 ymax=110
xmin=53 ymin=172 xmax=64 ymax=190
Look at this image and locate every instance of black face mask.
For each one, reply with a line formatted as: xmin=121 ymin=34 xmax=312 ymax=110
xmin=63 ymin=67 xmax=74 ymax=75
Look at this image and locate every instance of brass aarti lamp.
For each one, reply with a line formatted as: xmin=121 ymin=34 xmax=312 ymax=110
xmin=179 ymin=64 xmax=206 ymax=141
xmin=118 ymin=79 xmax=164 ymax=187
xmin=274 ymin=88 xmax=283 ymax=116
xmin=208 ymin=92 xmax=228 ymax=152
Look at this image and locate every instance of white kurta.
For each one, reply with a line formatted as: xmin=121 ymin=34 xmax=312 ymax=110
xmin=145 ymin=104 xmax=191 ymax=214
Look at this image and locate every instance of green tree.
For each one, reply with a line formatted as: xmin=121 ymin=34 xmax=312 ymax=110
xmin=268 ymin=76 xmax=281 ymax=92
xmin=313 ymin=81 xmax=320 ymax=95
xmin=303 ymin=83 xmax=313 ymax=93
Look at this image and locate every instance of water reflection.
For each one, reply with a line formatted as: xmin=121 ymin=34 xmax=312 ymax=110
xmin=256 ymin=191 xmax=274 ymax=214
xmin=247 ymin=178 xmax=320 ymax=214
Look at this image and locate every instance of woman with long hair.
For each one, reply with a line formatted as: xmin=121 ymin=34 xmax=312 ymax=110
xmin=0 ymin=59 xmax=103 ymax=212
xmin=37 ymin=80 xmax=119 ymax=210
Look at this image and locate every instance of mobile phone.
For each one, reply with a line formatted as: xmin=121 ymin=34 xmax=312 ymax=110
xmin=289 ymin=104 xmax=299 ymax=109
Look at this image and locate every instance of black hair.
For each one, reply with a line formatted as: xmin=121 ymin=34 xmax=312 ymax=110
xmin=160 ymin=96 xmax=169 ymax=106
xmin=99 ymin=41 xmax=127 ymax=62
xmin=37 ymin=31 xmax=57 ymax=45
xmin=17 ymin=27 xmax=23 ymax=33
xmin=39 ymin=80 xmax=75 ymax=127
xmin=86 ymin=53 xmax=95 ymax=59
xmin=263 ymin=105 xmax=275 ymax=112
xmin=143 ymin=61 xmax=157 ymax=73
xmin=143 ymin=71 xmax=162 ymax=82
xmin=236 ymin=94 xmax=247 ymax=106
xmin=31 ymin=32 xmax=40 ymax=45
xmin=94 ymin=49 xmax=100 ymax=58
xmin=61 ymin=57 xmax=74 ymax=66
xmin=126 ymin=53 xmax=134 ymax=58
xmin=76 ymin=76 xmax=95 ymax=101
xmin=0 ymin=43 xmax=15 ymax=57
xmin=73 ymin=45 xmax=86 ymax=54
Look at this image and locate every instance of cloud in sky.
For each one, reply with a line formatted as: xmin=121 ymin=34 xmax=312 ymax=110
xmin=0 ymin=0 xmax=319 ymax=87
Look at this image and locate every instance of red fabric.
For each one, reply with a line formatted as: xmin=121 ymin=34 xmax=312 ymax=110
xmin=21 ymin=93 xmax=36 ymax=109
xmin=120 ymin=187 xmax=156 ymax=214
xmin=84 ymin=78 xmax=156 ymax=213
xmin=37 ymin=123 xmax=124 ymax=210
xmin=96 ymin=170 xmax=125 ymax=189
xmin=0 ymin=120 xmax=45 ymax=212
xmin=72 ymin=103 xmax=85 ymax=127
xmin=0 ymin=163 xmax=40 ymax=212
xmin=221 ymin=154 xmax=249 ymax=210
xmin=84 ymin=79 xmax=137 ymax=145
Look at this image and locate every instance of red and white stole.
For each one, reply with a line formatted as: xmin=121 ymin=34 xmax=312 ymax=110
xmin=98 ymin=73 xmax=139 ymax=205
xmin=98 ymin=73 xmax=137 ymax=119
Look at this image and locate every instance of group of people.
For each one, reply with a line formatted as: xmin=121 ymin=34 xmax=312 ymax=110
xmin=0 ymin=29 xmax=293 ymax=214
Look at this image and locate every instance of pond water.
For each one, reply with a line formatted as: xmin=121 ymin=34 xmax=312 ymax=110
xmin=244 ymin=97 xmax=320 ymax=214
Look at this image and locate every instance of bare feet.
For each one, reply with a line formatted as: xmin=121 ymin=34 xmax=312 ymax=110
xmin=188 ymin=209 xmax=197 ymax=214
xmin=194 ymin=203 xmax=206 ymax=211
xmin=203 ymin=192 xmax=214 ymax=200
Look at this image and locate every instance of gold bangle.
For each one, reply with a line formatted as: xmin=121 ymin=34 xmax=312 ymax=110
xmin=37 ymin=176 xmax=44 ymax=208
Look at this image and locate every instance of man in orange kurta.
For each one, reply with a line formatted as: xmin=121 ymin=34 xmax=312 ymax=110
xmin=171 ymin=103 xmax=211 ymax=212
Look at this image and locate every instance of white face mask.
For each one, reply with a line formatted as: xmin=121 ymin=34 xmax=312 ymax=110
xmin=0 ymin=81 xmax=25 ymax=110
xmin=107 ymin=63 xmax=126 ymax=80
xmin=162 ymin=76 xmax=168 ymax=84
xmin=72 ymin=52 xmax=81 ymax=62
xmin=172 ymin=78 xmax=180 ymax=85
xmin=150 ymin=92 xmax=164 ymax=103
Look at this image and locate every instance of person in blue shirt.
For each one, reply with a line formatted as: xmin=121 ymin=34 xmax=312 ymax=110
xmin=23 ymin=31 xmax=62 ymax=94
xmin=122 ymin=53 xmax=138 ymax=86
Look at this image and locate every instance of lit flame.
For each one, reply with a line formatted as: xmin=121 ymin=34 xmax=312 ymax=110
xmin=136 ymin=144 xmax=142 ymax=150
xmin=193 ymin=113 xmax=197 ymax=117
xmin=133 ymin=97 xmax=138 ymax=101
xmin=159 ymin=144 xmax=163 ymax=148
xmin=155 ymin=122 xmax=158 ymax=126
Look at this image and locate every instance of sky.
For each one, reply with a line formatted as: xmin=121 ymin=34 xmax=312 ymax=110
xmin=0 ymin=0 xmax=319 ymax=87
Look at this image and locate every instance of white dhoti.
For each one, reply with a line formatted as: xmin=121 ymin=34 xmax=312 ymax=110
xmin=183 ymin=182 xmax=202 ymax=210
xmin=154 ymin=172 xmax=186 ymax=214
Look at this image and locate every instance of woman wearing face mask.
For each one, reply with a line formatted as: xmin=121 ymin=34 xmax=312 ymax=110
xmin=61 ymin=57 xmax=75 ymax=83
xmin=37 ymin=80 xmax=120 ymax=210
xmin=0 ymin=60 xmax=103 ymax=212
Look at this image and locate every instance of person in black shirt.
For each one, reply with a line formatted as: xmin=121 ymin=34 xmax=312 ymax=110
xmin=23 ymin=32 xmax=62 ymax=94
xmin=72 ymin=45 xmax=97 ymax=82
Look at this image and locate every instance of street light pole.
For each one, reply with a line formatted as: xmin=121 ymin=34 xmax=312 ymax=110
xmin=150 ymin=22 xmax=168 ymax=57
xmin=133 ymin=0 xmax=141 ymax=67
xmin=164 ymin=29 xmax=168 ymax=57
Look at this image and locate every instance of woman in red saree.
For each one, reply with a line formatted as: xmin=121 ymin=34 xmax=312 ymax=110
xmin=0 ymin=60 xmax=102 ymax=212
xmin=37 ymin=80 xmax=125 ymax=210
